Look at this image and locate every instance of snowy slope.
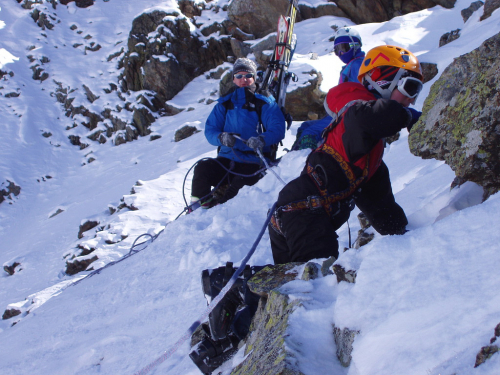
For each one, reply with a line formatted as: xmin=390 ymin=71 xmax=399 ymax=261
xmin=1 ymin=0 xmax=500 ymax=374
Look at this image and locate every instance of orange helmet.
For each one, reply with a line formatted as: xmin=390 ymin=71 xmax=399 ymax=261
xmin=357 ymin=45 xmax=423 ymax=99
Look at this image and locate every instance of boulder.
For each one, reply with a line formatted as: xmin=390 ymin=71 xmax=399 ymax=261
xmin=121 ymin=10 xmax=232 ymax=106
xmin=480 ymin=0 xmax=500 ymax=20
xmin=420 ymin=62 xmax=438 ymax=83
xmin=333 ymin=325 xmax=359 ymax=367
xmin=333 ymin=0 xmax=456 ymax=25
xmin=284 ymin=70 xmax=326 ymax=121
xmin=174 ymin=125 xmax=200 ymax=142
xmin=0 ymin=180 xmax=21 ymax=205
xmin=461 ymin=1 xmax=484 ymax=23
xmin=439 ymin=29 xmax=461 ymax=47
xmin=59 ymin=0 xmax=94 ymax=8
xmin=227 ymin=0 xmax=295 ymax=39
xmin=474 ymin=322 xmax=500 ymax=367
xmin=409 ymin=32 xmax=500 ymax=200
xmin=78 ymin=220 xmax=99 ymax=239
xmin=230 ymin=289 xmax=304 ymax=375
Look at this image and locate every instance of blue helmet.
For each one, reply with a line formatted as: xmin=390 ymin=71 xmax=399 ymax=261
xmin=333 ymin=27 xmax=362 ymax=64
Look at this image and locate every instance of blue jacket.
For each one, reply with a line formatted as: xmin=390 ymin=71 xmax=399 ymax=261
xmin=339 ymin=50 xmax=365 ymax=84
xmin=205 ymin=87 xmax=286 ymax=164
xmin=292 ymin=115 xmax=333 ymax=150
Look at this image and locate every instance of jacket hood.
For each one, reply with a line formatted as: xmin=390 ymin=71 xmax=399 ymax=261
xmin=324 ymin=82 xmax=375 ymax=119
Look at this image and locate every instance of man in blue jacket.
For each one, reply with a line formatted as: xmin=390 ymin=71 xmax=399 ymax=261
xmin=191 ymin=58 xmax=286 ymax=208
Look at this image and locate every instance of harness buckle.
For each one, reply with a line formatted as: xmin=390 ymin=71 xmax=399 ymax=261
xmin=307 ymin=196 xmax=323 ymax=210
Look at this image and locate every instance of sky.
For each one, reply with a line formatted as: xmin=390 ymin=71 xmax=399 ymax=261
xmin=1 ymin=0 xmax=500 ymax=374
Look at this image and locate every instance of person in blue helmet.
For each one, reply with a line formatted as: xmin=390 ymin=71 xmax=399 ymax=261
xmin=191 ymin=58 xmax=286 ymax=208
xmin=334 ymin=26 xmax=365 ymax=84
xmin=291 ymin=27 xmax=366 ymax=151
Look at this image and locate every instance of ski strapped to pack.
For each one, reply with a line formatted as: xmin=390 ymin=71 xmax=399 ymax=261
xmin=259 ymin=0 xmax=299 ymax=127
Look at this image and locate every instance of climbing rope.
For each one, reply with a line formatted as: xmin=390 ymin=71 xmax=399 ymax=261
xmin=133 ymin=202 xmax=277 ymax=375
xmin=71 ymin=230 xmax=164 ymax=287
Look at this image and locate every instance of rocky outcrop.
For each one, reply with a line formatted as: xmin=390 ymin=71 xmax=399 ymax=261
xmin=285 ymin=70 xmax=326 ymax=121
xmin=462 ymin=1 xmax=484 ymax=22
xmin=174 ymin=125 xmax=200 ymax=142
xmin=59 ymin=0 xmax=94 ymax=8
xmin=439 ymin=29 xmax=461 ymax=47
xmin=0 ymin=180 xmax=21 ymax=205
xmin=331 ymin=0 xmax=456 ymax=24
xmin=3 ymin=262 xmax=22 ymax=276
xmin=228 ymin=258 xmax=350 ymax=374
xmin=474 ymin=322 xmax=500 ymax=367
xmin=227 ymin=0 xmax=297 ymax=39
xmin=121 ymin=9 xmax=232 ymax=106
xmin=409 ymin=32 xmax=500 ymax=200
xmin=227 ymin=0 xmax=456 ymax=32
xmin=480 ymin=0 xmax=500 ymax=20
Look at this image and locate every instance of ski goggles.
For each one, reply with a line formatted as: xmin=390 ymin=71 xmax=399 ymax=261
xmin=234 ymin=73 xmax=254 ymax=79
xmin=333 ymin=42 xmax=356 ymax=56
xmin=397 ymin=76 xmax=423 ymax=99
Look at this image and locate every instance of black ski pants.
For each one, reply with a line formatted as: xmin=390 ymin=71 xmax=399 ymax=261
xmin=191 ymin=157 xmax=263 ymax=204
xmin=269 ymin=161 xmax=407 ymax=264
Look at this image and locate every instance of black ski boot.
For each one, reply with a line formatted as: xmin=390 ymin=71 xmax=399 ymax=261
xmin=189 ymin=262 xmax=265 ymax=374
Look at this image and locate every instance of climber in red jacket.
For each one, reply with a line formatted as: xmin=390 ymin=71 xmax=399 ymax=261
xmin=269 ymin=45 xmax=424 ymax=264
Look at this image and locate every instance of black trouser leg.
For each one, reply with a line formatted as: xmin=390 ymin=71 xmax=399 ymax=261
xmin=270 ymin=208 xmax=346 ymax=265
xmin=218 ymin=163 xmax=263 ymax=203
xmin=354 ymin=161 xmax=408 ymax=235
xmin=191 ymin=158 xmax=231 ymax=199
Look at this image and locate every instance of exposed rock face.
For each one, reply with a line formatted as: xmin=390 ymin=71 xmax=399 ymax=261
xmin=421 ymin=62 xmax=439 ymax=83
xmin=227 ymin=0 xmax=294 ymax=39
xmin=332 ymin=0 xmax=456 ymax=24
xmin=461 ymin=1 xmax=484 ymax=22
xmin=3 ymin=262 xmax=22 ymax=276
xmin=439 ymin=29 xmax=461 ymax=47
xmin=230 ymin=260 xmax=343 ymax=373
xmin=474 ymin=322 xmax=500 ymax=367
xmin=298 ymin=3 xmax=349 ymax=20
xmin=121 ymin=10 xmax=232 ymax=105
xmin=228 ymin=0 xmax=456 ymax=31
xmin=333 ymin=325 xmax=359 ymax=367
xmin=0 ymin=180 xmax=21 ymax=205
xmin=480 ymin=0 xmax=500 ymax=20
xmin=78 ymin=220 xmax=99 ymax=239
xmin=232 ymin=263 xmax=304 ymax=375
xmin=174 ymin=125 xmax=200 ymax=142
xmin=409 ymin=32 xmax=500 ymax=200
xmin=59 ymin=0 xmax=94 ymax=8
xmin=285 ymin=70 xmax=326 ymax=121
xmin=230 ymin=290 xmax=304 ymax=375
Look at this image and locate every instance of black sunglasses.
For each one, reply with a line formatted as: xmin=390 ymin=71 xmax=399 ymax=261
xmin=234 ymin=73 xmax=254 ymax=79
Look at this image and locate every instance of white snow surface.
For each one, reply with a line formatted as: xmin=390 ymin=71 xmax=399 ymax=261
xmin=1 ymin=0 xmax=500 ymax=374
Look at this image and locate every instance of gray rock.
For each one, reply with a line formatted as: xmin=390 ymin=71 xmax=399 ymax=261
xmin=439 ymin=29 xmax=461 ymax=47
xmin=333 ymin=325 xmax=359 ymax=367
xmin=480 ymin=0 xmax=500 ymax=20
xmin=409 ymin=32 xmax=500 ymax=200
xmin=461 ymin=1 xmax=484 ymax=23
xmin=230 ymin=290 xmax=304 ymax=375
xmin=174 ymin=125 xmax=200 ymax=142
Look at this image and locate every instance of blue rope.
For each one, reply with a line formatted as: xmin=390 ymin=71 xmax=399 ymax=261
xmin=133 ymin=202 xmax=277 ymax=375
xmin=71 ymin=230 xmax=164 ymax=287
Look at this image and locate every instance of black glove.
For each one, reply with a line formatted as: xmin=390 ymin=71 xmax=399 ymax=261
xmin=218 ymin=132 xmax=236 ymax=147
xmin=406 ymin=107 xmax=422 ymax=132
xmin=247 ymin=136 xmax=265 ymax=152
